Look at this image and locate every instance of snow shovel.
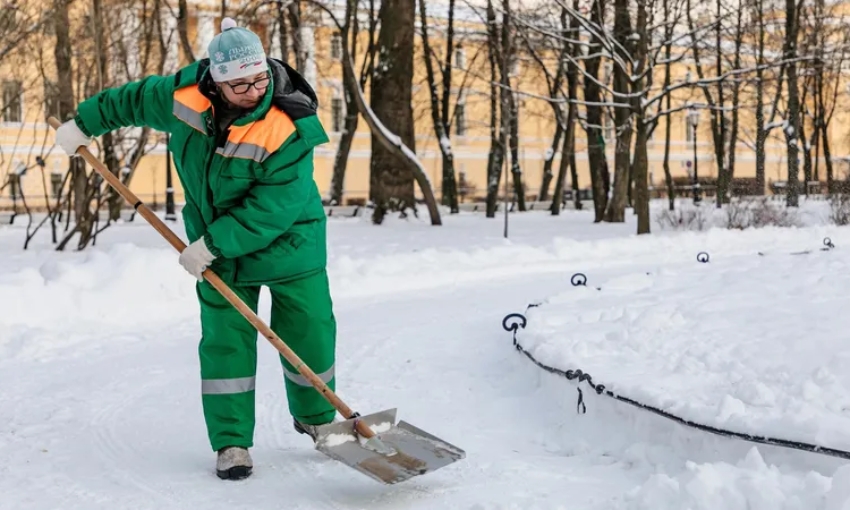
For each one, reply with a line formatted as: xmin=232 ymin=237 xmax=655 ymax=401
xmin=47 ymin=117 xmax=465 ymax=485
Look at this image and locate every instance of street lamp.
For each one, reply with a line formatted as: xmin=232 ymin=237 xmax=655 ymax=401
xmin=688 ymin=106 xmax=701 ymax=204
xmin=165 ymin=132 xmax=176 ymax=221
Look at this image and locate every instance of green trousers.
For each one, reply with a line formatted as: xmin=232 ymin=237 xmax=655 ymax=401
xmin=196 ymin=269 xmax=337 ymax=452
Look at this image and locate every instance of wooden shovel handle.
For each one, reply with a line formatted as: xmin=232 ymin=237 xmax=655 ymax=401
xmin=48 ymin=117 xmax=375 ymax=439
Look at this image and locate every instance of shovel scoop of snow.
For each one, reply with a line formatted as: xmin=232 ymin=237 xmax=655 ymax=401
xmin=313 ymin=408 xmax=466 ymax=484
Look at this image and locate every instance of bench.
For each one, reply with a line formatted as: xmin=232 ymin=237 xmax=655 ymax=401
xmin=324 ymin=205 xmax=362 ymax=217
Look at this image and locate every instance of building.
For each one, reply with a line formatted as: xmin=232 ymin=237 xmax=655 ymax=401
xmin=1 ymin=0 xmax=848 ymax=214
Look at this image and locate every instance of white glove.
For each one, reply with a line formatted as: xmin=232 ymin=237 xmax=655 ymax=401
xmin=179 ymin=238 xmax=217 ymax=281
xmin=55 ymin=119 xmax=93 ymax=156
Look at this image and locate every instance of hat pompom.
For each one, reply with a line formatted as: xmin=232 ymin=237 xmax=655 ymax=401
xmin=221 ymin=17 xmax=237 ymax=31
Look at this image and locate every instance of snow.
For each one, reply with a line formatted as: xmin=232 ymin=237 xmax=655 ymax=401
xmin=3 ymin=201 xmax=850 ymax=509
xmin=324 ymin=433 xmax=355 ymax=447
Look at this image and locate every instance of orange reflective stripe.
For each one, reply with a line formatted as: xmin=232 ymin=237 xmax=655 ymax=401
xmin=226 ymin=107 xmax=295 ymax=155
xmin=173 ymin=85 xmax=211 ymax=113
xmin=172 ymin=85 xmax=211 ymax=133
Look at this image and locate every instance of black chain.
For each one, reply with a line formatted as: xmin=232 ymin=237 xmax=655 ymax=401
xmin=502 ymin=306 xmax=850 ymax=461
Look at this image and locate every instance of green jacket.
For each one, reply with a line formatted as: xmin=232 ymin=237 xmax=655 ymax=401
xmin=75 ymin=58 xmax=330 ymax=286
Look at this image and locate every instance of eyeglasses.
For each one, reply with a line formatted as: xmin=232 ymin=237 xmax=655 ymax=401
xmin=226 ymin=74 xmax=271 ymax=94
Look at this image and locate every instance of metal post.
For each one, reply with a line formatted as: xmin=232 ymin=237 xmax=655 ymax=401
xmin=503 ymin=150 xmax=510 ymax=239
xmin=693 ymin=126 xmax=700 ymax=204
xmin=165 ymin=133 xmax=176 ymax=221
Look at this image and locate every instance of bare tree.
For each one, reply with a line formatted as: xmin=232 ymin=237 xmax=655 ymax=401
xmin=0 ymin=0 xmax=45 ymax=63
xmin=418 ymin=0 xmax=461 ymax=213
xmin=516 ymin=2 xmax=567 ymax=203
xmin=484 ymin=0 xmax=507 ymax=218
xmin=309 ymin=0 xmax=441 ymax=225
xmin=30 ymin=1 xmax=167 ymax=250
xmin=368 ymin=0 xmax=419 ymax=222
xmin=329 ymin=0 xmax=378 ymax=206
xmin=782 ymin=0 xmax=803 ymax=206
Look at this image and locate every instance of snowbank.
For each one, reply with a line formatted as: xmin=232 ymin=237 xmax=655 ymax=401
xmin=1 ymin=217 xmax=847 ymax=336
xmin=517 ymin=242 xmax=850 ymax=450
xmin=620 ymin=448 xmax=838 ymax=510
xmin=0 ymin=243 xmax=198 ymax=332
xmin=509 ymin=231 xmax=850 ymax=507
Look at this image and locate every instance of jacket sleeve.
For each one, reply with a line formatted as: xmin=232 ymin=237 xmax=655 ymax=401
xmin=74 ymin=74 xmax=176 ymax=137
xmin=202 ymin=143 xmax=316 ymax=259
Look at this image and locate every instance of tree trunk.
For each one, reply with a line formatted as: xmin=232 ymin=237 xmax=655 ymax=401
xmin=784 ymin=0 xmax=801 ymax=207
xmin=800 ymin=107 xmax=812 ymax=196
xmin=712 ymin=0 xmax=728 ymax=208
xmin=632 ymin=0 xmax=650 ymax=234
xmin=538 ymin=4 xmax=570 ymax=202
xmin=329 ymin=5 xmax=364 ymax=206
xmin=484 ymin=0 xmax=504 ymax=218
xmin=754 ymin=0 xmax=766 ymax=195
xmin=177 ymin=0 xmax=196 ymax=64
xmin=500 ymin=0 xmax=524 ymax=211
xmin=287 ymin=2 xmax=305 ymax=73
xmin=583 ymin=0 xmax=608 ymax=222
xmin=276 ymin=0 xmax=290 ymax=63
xmin=369 ymin=0 xmax=417 ymax=223
xmin=725 ymin=1 xmax=743 ymax=200
xmin=550 ymin=118 xmax=572 ymax=216
xmin=538 ymin=120 xmax=563 ymax=202
xmin=551 ymin=50 xmax=577 ymax=217
xmin=440 ymin=0 xmax=458 ymax=212
xmin=418 ymin=0 xmax=458 ymax=213
xmin=329 ymin=79 xmax=358 ymax=205
xmin=603 ymin=0 xmax=632 ymax=223
xmin=92 ymin=0 xmax=122 ymax=223
xmin=662 ymin=0 xmax=675 ymax=211
xmin=54 ymin=0 xmax=92 ymax=251
xmin=822 ymin=120 xmax=834 ymax=193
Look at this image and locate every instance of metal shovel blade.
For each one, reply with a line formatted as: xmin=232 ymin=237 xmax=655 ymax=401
xmin=313 ymin=408 xmax=466 ymax=485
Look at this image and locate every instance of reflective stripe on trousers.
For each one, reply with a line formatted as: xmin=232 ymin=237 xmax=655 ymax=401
xmin=283 ymin=365 xmax=335 ymax=387
xmin=201 ymin=376 xmax=256 ymax=395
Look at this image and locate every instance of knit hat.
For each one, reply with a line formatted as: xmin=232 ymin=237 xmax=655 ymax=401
xmin=207 ymin=17 xmax=268 ymax=82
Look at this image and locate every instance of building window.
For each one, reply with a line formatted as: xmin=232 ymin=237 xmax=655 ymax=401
xmin=7 ymin=161 xmax=24 ymax=198
xmin=44 ymin=80 xmax=61 ymax=120
xmin=7 ymin=174 xmax=18 ymax=198
xmin=331 ymin=33 xmax=342 ymax=60
xmin=603 ymin=111 xmax=614 ymax=142
xmin=51 ymin=171 xmax=64 ymax=199
xmin=455 ymin=102 xmax=466 ymax=137
xmin=331 ymin=97 xmax=343 ymax=133
xmin=2 ymin=80 xmax=23 ymax=123
xmin=454 ymin=47 xmax=466 ymax=69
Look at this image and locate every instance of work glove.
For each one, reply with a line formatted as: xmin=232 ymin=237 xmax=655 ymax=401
xmin=54 ymin=119 xmax=93 ymax=157
xmin=179 ymin=238 xmax=217 ymax=281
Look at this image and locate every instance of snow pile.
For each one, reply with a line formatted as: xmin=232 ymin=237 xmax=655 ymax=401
xmin=1 ymin=217 xmax=846 ymax=334
xmin=331 ymin=224 xmax=845 ymax=299
xmin=0 ymin=243 xmax=197 ymax=333
xmin=619 ymin=448 xmax=838 ymax=510
xmin=515 ymin=236 xmax=850 ymax=453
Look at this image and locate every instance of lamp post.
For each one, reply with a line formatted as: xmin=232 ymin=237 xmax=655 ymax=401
xmin=165 ymin=132 xmax=176 ymax=221
xmin=688 ymin=107 xmax=701 ymax=204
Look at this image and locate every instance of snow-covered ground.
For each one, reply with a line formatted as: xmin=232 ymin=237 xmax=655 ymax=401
xmin=2 ymin=201 xmax=850 ymax=509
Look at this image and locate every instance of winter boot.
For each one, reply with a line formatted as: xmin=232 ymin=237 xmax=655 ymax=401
xmin=216 ymin=446 xmax=253 ymax=480
xmin=294 ymin=418 xmax=339 ymax=443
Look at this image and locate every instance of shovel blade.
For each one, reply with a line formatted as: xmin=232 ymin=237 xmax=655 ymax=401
xmin=313 ymin=408 xmax=465 ymax=485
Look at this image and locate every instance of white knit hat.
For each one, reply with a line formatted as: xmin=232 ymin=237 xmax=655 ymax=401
xmin=207 ymin=17 xmax=268 ymax=82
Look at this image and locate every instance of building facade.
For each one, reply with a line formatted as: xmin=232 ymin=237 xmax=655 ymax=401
xmin=2 ymin=0 xmax=848 ymax=213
